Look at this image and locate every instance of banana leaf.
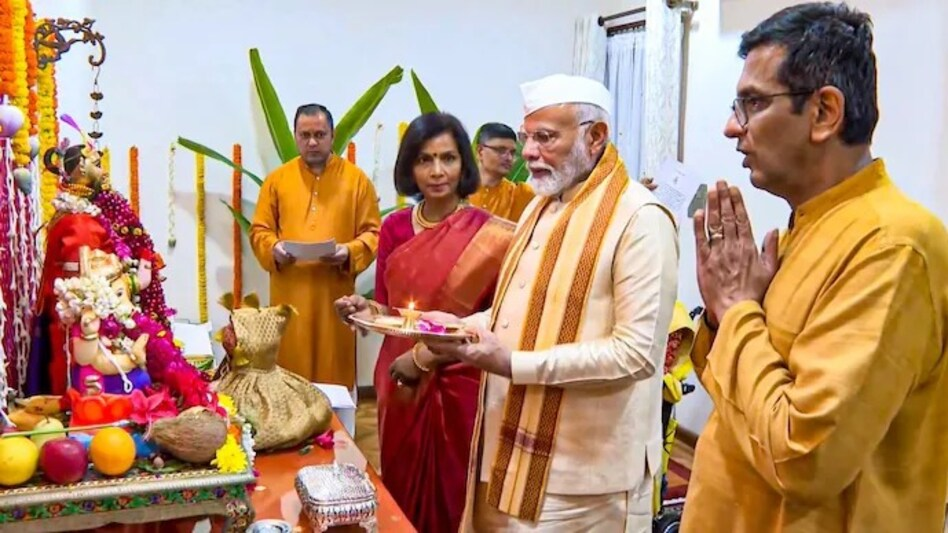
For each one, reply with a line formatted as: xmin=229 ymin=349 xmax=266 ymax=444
xmin=177 ymin=137 xmax=263 ymax=186
xmin=410 ymin=70 xmax=439 ymax=115
xmin=333 ymin=66 xmax=405 ymax=155
xmin=249 ymin=48 xmax=298 ymax=163
xmin=220 ymin=199 xmax=252 ymax=233
xmin=509 ymin=142 xmax=529 ymax=183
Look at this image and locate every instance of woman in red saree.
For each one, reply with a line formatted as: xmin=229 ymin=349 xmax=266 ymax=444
xmin=337 ymin=113 xmax=514 ymax=532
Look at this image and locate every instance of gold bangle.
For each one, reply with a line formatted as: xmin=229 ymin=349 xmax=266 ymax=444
xmin=81 ymin=332 xmax=99 ymax=341
xmin=412 ymin=343 xmax=430 ymax=372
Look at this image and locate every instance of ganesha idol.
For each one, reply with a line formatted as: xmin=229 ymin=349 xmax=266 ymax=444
xmin=53 ymin=246 xmax=153 ymax=401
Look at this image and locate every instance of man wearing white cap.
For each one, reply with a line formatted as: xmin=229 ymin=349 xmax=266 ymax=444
xmin=425 ymin=73 xmax=679 ymax=531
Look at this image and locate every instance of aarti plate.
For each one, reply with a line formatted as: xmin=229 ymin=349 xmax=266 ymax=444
xmin=348 ymin=315 xmax=473 ymax=342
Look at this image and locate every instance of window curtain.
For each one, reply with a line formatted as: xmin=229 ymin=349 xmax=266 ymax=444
xmin=571 ymin=14 xmax=608 ymax=83
xmin=605 ymin=28 xmax=647 ymax=179
xmin=643 ymin=0 xmax=684 ymax=175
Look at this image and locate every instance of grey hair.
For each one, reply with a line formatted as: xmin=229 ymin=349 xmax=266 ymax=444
xmin=575 ymin=103 xmax=610 ymax=139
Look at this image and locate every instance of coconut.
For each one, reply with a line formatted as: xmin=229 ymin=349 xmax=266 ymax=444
xmin=149 ymin=407 xmax=228 ymax=463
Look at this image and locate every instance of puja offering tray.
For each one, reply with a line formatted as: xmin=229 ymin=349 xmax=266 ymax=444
xmin=349 ymin=312 xmax=473 ymax=342
xmin=295 ymin=463 xmax=378 ymax=532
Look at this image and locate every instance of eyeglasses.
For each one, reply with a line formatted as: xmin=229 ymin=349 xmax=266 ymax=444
xmin=481 ymin=145 xmax=517 ymax=158
xmin=731 ymin=91 xmax=814 ymax=127
xmin=518 ymin=121 xmax=594 ymax=149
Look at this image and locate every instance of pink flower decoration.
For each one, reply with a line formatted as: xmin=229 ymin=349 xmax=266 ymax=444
xmin=314 ymin=430 xmax=335 ymax=449
xmin=416 ymin=319 xmax=446 ymax=334
xmin=129 ymin=388 xmax=178 ymax=426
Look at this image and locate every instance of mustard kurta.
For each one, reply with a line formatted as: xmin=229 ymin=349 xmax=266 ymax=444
xmin=468 ymin=178 xmax=534 ymax=223
xmin=682 ymin=159 xmax=948 ymax=532
xmin=250 ymin=155 xmax=380 ymax=388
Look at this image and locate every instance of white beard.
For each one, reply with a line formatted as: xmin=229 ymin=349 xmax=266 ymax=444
xmin=528 ymin=139 xmax=596 ymax=198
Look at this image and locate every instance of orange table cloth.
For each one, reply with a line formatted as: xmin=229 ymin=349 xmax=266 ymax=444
xmin=92 ymin=416 xmax=415 ymax=532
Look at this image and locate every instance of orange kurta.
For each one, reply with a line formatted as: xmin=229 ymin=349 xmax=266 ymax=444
xmin=468 ymin=178 xmax=534 ymax=223
xmin=250 ymin=155 xmax=380 ymax=388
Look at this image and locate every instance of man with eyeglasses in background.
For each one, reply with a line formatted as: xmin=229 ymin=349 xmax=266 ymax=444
xmin=468 ymin=122 xmax=535 ymax=222
xmin=682 ymin=3 xmax=948 ymax=532
xmin=423 ymin=73 xmax=678 ymax=531
xmin=250 ymin=103 xmax=381 ymax=393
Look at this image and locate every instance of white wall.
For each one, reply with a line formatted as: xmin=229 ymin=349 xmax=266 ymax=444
xmin=674 ymin=0 xmax=948 ymax=433
xmin=33 ymin=0 xmax=627 ymax=387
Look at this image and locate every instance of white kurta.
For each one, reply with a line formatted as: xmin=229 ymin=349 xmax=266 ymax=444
xmin=464 ymin=180 xmax=679 ymax=530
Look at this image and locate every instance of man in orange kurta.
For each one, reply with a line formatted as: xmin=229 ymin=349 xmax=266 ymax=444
xmin=683 ymin=5 xmax=948 ymax=532
xmin=468 ymin=123 xmax=534 ymax=222
xmin=250 ymin=104 xmax=381 ymax=388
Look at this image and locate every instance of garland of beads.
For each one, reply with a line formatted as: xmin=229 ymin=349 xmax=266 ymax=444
xmin=195 ymin=153 xmax=207 ymax=323
xmin=167 ymin=143 xmax=175 ymax=248
xmin=0 ymin=153 xmax=13 ymax=397
xmin=0 ymin=0 xmax=12 ymax=394
xmin=231 ymin=144 xmax=242 ymax=303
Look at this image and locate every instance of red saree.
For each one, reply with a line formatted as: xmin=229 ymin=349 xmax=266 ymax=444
xmin=374 ymin=206 xmax=513 ymax=533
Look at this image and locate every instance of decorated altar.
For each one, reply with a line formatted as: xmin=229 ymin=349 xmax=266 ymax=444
xmin=0 ymin=0 xmax=412 ymax=530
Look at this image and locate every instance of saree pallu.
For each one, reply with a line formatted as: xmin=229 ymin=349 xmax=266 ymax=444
xmin=375 ymin=207 xmax=513 ymax=533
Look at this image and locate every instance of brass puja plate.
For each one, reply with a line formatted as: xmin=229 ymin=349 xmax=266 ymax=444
xmin=348 ymin=315 xmax=473 ymax=342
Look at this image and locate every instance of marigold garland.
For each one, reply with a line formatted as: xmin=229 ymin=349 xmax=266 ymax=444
xmin=0 ymin=1 xmax=13 ymax=98
xmin=231 ymin=143 xmax=242 ymax=303
xmin=100 ymin=146 xmax=110 ymax=178
xmin=195 ymin=153 xmax=208 ymax=323
xmin=346 ymin=141 xmax=355 ymax=164
xmin=9 ymin=0 xmax=31 ymax=168
xmin=129 ymin=146 xmax=139 ymax=215
xmin=36 ymin=57 xmax=58 ymax=222
xmin=23 ymin=0 xmax=36 ymax=136
xmin=396 ymin=122 xmax=409 ymax=207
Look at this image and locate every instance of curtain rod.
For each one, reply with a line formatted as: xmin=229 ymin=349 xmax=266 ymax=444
xmin=598 ymin=6 xmax=645 ymax=27
xmin=607 ymin=21 xmax=646 ymax=35
xmin=598 ymin=0 xmax=698 ymax=27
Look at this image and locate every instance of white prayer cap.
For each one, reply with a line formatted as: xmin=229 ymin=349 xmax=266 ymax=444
xmin=520 ymin=74 xmax=613 ymax=118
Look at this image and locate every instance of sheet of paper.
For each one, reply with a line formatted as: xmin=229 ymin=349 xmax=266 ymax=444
xmin=170 ymin=321 xmax=214 ymax=357
xmin=283 ymin=239 xmax=336 ymax=261
xmin=650 ymin=158 xmax=704 ymax=223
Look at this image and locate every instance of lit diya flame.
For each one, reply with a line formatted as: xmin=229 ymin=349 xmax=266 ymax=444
xmin=401 ymin=300 xmax=422 ymax=329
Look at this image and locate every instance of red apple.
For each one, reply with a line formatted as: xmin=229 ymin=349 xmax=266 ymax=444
xmin=39 ymin=438 xmax=88 ymax=484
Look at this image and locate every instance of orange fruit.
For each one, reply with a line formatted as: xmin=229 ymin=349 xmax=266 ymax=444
xmin=89 ymin=428 xmax=136 ymax=476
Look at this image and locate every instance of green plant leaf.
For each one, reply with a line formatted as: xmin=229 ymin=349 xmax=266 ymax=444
xmin=410 ymin=70 xmax=439 ymax=115
xmin=508 ymin=158 xmax=529 ymax=183
xmin=177 ymin=137 xmax=263 ymax=186
xmin=332 ymin=66 xmax=405 ymax=155
xmin=509 ymin=142 xmax=529 ymax=183
xmin=220 ymin=199 xmax=252 ymax=234
xmin=249 ymin=48 xmax=298 ymax=163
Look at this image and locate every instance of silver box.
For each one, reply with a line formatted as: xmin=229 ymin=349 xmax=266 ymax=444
xmin=294 ymin=463 xmax=378 ymax=532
